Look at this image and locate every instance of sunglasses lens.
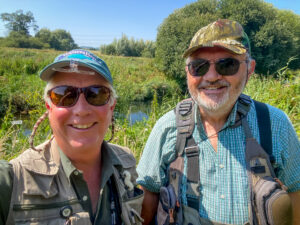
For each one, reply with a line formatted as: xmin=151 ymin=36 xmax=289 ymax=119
xmin=216 ymin=58 xmax=240 ymax=75
xmin=86 ymin=86 xmax=110 ymax=106
xmin=188 ymin=59 xmax=210 ymax=76
xmin=49 ymin=86 xmax=77 ymax=107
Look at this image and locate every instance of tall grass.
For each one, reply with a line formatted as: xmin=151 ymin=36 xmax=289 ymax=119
xmin=0 ymin=47 xmax=299 ymax=161
xmin=245 ymin=72 xmax=299 ymax=134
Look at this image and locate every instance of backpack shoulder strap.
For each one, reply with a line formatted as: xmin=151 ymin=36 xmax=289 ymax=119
xmin=174 ymin=99 xmax=199 ymax=183
xmin=169 ymin=99 xmax=200 ymax=212
xmin=174 ymin=98 xmax=195 ymax=156
xmin=253 ymin=100 xmax=274 ymax=164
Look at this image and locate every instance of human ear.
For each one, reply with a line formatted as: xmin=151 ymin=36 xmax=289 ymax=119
xmin=45 ymin=101 xmax=51 ymax=110
xmin=185 ymin=65 xmax=189 ymax=74
xmin=110 ymin=99 xmax=117 ymax=111
xmin=248 ymin=59 xmax=256 ymax=76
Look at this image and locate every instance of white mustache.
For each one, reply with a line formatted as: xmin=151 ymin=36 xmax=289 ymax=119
xmin=197 ymin=80 xmax=230 ymax=89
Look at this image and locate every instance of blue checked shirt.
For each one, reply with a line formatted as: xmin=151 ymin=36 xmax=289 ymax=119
xmin=137 ymin=98 xmax=300 ymax=225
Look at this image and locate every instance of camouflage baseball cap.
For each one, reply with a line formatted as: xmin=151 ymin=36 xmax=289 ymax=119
xmin=183 ymin=19 xmax=251 ymax=58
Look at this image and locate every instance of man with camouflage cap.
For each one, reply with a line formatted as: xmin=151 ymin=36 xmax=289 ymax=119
xmin=137 ymin=19 xmax=300 ymax=225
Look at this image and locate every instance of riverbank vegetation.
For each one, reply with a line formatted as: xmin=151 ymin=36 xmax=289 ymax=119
xmin=0 ymin=47 xmax=299 ymax=161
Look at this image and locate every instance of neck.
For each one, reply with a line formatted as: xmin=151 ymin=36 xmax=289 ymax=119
xmin=54 ymin=138 xmax=103 ymax=171
xmin=72 ymin=151 xmax=101 ymax=173
xmin=199 ymin=104 xmax=233 ymax=135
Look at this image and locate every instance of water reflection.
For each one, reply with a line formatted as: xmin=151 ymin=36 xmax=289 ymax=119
xmin=116 ymin=101 xmax=151 ymax=125
xmin=127 ymin=111 xmax=148 ymax=125
xmin=14 ymin=101 xmax=151 ymax=136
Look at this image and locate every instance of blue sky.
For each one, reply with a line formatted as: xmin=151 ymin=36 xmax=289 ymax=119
xmin=0 ymin=0 xmax=299 ymax=47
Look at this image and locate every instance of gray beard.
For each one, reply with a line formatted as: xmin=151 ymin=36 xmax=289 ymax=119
xmin=188 ymin=79 xmax=246 ymax=113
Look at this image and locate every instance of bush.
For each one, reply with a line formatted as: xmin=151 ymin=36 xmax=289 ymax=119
xmin=100 ymin=34 xmax=156 ymax=58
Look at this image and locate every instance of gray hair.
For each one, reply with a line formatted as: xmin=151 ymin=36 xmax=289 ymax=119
xmin=44 ymin=79 xmax=117 ymax=107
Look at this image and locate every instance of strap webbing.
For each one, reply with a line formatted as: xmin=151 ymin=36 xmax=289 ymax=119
xmin=175 ymin=99 xmax=195 ymax=156
xmin=185 ymin=137 xmax=199 ymax=183
xmin=172 ymin=99 xmax=199 ymax=211
xmin=253 ymin=100 xmax=274 ymax=163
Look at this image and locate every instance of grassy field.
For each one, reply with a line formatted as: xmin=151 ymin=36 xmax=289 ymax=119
xmin=0 ymin=47 xmax=299 ymax=160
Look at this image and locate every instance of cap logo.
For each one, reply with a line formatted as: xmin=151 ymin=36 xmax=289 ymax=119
xmin=55 ymin=49 xmax=103 ymax=66
xmin=70 ymin=60 xmax=78 ymax=70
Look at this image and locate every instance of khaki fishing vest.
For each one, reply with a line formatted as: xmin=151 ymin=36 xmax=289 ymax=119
xmin=6 ymin=140 xmax=144 ymax=225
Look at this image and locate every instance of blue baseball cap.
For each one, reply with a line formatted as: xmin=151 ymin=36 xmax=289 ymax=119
xmin=39 ymin=49 xmax=113 ymax=85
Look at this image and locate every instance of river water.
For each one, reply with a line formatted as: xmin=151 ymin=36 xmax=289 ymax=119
xmin=12 ymin=102 xmax=151 ymax=137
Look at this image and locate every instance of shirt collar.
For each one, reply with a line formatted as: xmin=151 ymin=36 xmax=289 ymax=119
xmin=57 ymin=141 xmax=122 ymax=188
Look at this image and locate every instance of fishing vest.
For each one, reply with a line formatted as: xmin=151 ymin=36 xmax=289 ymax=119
xmin=6 ymin=140 xmax=144 ymax=225
xmin=157 ymin=95 xmax=293 ymax=225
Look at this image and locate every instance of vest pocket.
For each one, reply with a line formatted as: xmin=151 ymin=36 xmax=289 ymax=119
xmin=182 ymin=204 xmax=201 ymax=225
xmin=12 ymin=202 xmax=92 ymax=225
xmin=253 ymin=176 xmax=293 ymax=225
xmin=13 ymin=213 xmax=91 ymax=225
xmin=120 ymin=187 xmax=144 ymax=225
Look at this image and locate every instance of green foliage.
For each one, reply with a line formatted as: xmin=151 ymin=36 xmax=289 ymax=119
xmin=0 ymin=48 xmax=55 ymax=117
xmin=35 ymin=28 xmax=78 ymax=50
xmin=245 ymin=73 xmax=300 ymax=135
xmin=49 ymin=29 xmax=78 ymax=51
xmin=0 ymin=28 xmax=78 ymax=51
xmin=0 ymin=48 xmax=179 ymax=118
xmin=1 ymin=10 xmax=38 ymax=35
xmin=0 ymin=31 xmax=46 ymax=49
xmin=0 ymin=48 xmax=298 ymax=161
xmin=0 ymin=10 xmax=78 ymax=51
xmin=155 ymin=0 xmax=300 ymax=90
xmin=100 ymin=34 xmax=156 ymax=58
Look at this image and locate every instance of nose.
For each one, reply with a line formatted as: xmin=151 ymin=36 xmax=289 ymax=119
xmin=72 ymin=93 xmax=91 ymax=116
xmin=202 ymin=62 xmax=222 ymax=82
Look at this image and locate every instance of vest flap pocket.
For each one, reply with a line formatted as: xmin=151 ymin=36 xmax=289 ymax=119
xmin=23 ymin=169 xmax=58 ymax=198
xmin=22 ymin=158 xmax=59 ymax=175
xmin=118 ymin=152 xmax=136 ymax=168
xmin=109 ymin=143 xmax=136 ymax=168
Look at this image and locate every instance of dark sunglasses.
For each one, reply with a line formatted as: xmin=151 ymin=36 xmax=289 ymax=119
xmin=48 ymin=85 xmax=111 ymax=107
xmin=187 ymin=58 xmax=248 ymax=76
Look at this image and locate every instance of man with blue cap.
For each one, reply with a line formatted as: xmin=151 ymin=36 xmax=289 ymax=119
xmin=0 ymin=49 xmax=144 ymax=225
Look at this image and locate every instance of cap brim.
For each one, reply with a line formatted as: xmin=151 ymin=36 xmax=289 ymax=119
xmin=183 ymin=43 xmax=247 ymax=58
xmin=39 ymin=60 xmax=112 ymax=84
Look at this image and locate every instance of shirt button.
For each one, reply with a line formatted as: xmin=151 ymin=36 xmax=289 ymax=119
xmin=74 ymin=171 xmax=79 ymax=176
xmin=219 ymin=164 xmax=225 ymax=169
xmin=82 ymin=195 xmax=88 ymax=201
xmin=220 ymin=194 xmax=225 ymax=199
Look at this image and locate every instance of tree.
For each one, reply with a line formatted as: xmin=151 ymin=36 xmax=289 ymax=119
xmin=1 ymin=10 xmax=38 ymax=36
xmin=35 ymin=28 xmax=52 ymax=48
xmin=50 ymin=29 xmax=78 ymax=50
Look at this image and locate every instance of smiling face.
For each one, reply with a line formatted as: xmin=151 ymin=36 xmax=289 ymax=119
xmin=47 ymin=70 xmax=115 ymax=158
xmin=186 ymin=46 xmax=255 ymax=115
